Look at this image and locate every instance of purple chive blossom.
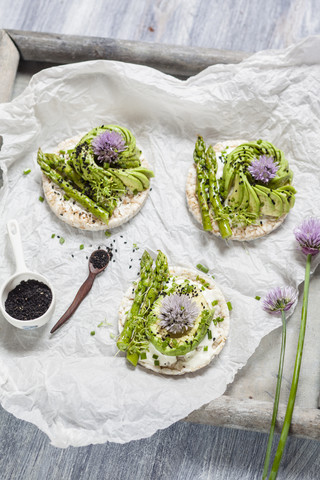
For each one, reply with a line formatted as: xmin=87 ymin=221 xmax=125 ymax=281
xmin=92 ymin=130 xmax=125 ymax=165
xmin=262 ymin=286 xmax=298 ymax=316
xmin=248 ymin=155 xmax=279 ymax=183
xmin=159 ymin=294 xmax=199 ymax=334
xmin=294 ymin=217 xmax=320 ymax=256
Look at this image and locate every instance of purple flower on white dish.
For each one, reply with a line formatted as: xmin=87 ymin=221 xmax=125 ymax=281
xmin=294 ymin=217 xmax=320 ymax=256
xmin=262 ymin=286 xmax=298 ymax=316
xmin=159 ymin=294 xmax=199 ymax=334
xmin=92 ymin=130 xmax=125 ymax=165
xmin=248 ymin=155 xmax=279 ymax=183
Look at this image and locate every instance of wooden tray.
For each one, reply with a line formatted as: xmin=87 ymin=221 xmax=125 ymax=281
xmin=1 ymin=29 xmax=319 ymax=441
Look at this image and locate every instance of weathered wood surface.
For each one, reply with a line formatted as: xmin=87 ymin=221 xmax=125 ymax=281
xmin=186 ymin=396 xmax=320 ymax=440
xmin=1 ymin=1 xmax=320 ymax=479
xmin=7 ymin=29 xmax=249 ymax=77
xmin=0 ymin=30 xmax=19 ymax=102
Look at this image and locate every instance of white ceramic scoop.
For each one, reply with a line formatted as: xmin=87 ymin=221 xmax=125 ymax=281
xmin=0 ymin=219 xmax=55 ymax=329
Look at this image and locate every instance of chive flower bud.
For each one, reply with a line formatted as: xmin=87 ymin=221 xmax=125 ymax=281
xmin=294 ymin=217 xmax=320 ymax=256
xmin=92 ymin=130 xmax=126 ymax=165
xmin=262 ymin=286 xmax=298 ymax=315
xmin=159 ymin=294 xmax=199 ymax=334
xmin=247 ymin=155 xmax=278 ymax=183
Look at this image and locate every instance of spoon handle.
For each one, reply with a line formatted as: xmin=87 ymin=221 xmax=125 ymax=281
xmin=50 ymin=271 xmax=96 ymax=334
xmin=7 ymin=219 xmax=27 ymax=273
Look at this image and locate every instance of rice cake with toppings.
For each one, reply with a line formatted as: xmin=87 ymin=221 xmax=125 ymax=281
xmin=42 ymin=134 xmax=151 ymax=231
xmin=186 ymin=140 xmax=288 ymax=241
xmin=118 ymin=266 xmax=230 ymax=375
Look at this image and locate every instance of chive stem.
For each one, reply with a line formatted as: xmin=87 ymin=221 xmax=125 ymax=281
xmin=268 ymin=254 xmax=311 ymax=479
xmin=262 ymin=309 xmax=286 ymax=480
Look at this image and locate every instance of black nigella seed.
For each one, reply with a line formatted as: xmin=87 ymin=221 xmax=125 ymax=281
xmin=5 ymin=279 xmax=52 ymax=321
xmin=90 ymin=250 xmax=110 ymax=269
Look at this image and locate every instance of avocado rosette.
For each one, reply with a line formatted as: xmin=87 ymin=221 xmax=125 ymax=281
xmin=76 ymin=124 xmax=142 ymax=168
xmin=220 ymin=139 xmax=296 ymax=219
xmin=191 ymin=137 xmax=296 ymax=239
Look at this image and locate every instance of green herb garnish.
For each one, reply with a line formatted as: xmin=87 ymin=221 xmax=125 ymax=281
xmin=90 ymin=331 xmax=95 ymax=336
xmin=59 ymin=237 xmax=65 ymax=245
xmin=140 ymin=352 xmax=147 ymax=360
xmin=196 ymin=263 xmax=209 ymax=274
xmin=227 ymin=301 xmax=232 ymax=311
xmin=51 ymin=234 xmax=55 ymax=239
xmin=23 ymin=169 xmax=31 ymax=175
xmin=80 ymin=244 xmax=84 ymax=250
xmin=39 ymin=196 xmax=44 ymax=202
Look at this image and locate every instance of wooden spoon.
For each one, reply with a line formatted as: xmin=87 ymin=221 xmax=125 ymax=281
xmin=50 ymin=249 xmax=111 ymax=334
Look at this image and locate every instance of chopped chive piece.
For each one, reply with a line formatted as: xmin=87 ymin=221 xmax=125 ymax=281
xmin=59 ymin=237 xmax=65 ymax=245
xmin=196 ymin=263 xmax=209 ymax=274
xmin=154 ymin=360 xmax=160 ymax=366
xmin=109 ymin=332 xmax=115 ymax=339
xmin=63 ymin=194 xmax=70 ymax=201
xmin=207 ymin=329 xmax=212 ymax=340
xmin=39 ymin=196 xmax=44 ymax=202
xmin=215 ymin=316 xmax=224 ymax=324
xmin=90 ymin=331 xmax=95 ymax=336
xmin=104 ymin=231 xmax=111 ymax=237
xmin=196 ymin=275 xmax=210 ymax=288
xmin=79 ymin=244 xmax=84 ymax=250
xmin=152 ymin=354 xmax=159 ymax=359
xmin=211 ymin=300 xmax=218 ymax=306
xmin=227 ymin=301 xmax=232 ymax=311
xmin=211 ymin=275 xmax=215 ymax=279
xmin=203 ymin=346 xmax=208 ymax=352
xmin=133 ymin=243 xmax=139 ymax=249
xmin=23 ymin=169 xmax=31 ymax=175
xmin=51 ymin=233 xmax=55 ymax=239
xmin=140 ymin=352 xmax=147 ymax=360
xmin=255 ymin=295 xmax=261 ymax=301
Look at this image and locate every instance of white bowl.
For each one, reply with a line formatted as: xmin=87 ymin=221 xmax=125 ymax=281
xmin=0 ymin=271 xmax=55 ymax=330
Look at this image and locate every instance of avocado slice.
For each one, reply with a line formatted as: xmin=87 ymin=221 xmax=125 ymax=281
xmin=268 ymin=190 xmax=284 ymax=216
xmin=221 ymin=163 xmax=235 ymax=199
xmin=112 ymin=170 xmax=144 ymax=192
xmin=244 ymin=178 xmax=260 ymax=215
xmin=255 ymin=185 xmax=275 ymax=216
xmin=131 ymin=171 xmax=150 ymax=189
xmin=278 ymin=185 xmax=296 ymax=210
xmin=227 ymin=172 xmax=244 ymax=210
xmin=134 ymin=167 xmax=155 ymax=179
xmin=239 ymin=177 xmax=250 ymax=211
xmin=147 ymin=287 xmax=214 ymax=356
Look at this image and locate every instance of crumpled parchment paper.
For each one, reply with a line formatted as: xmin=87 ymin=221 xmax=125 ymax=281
xmin=0 ymin=36 xmax=320 ymax=448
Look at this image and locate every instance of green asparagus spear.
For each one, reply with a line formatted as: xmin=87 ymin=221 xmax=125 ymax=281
xmin=193 ymin=137 xmax=212 ymax=231
xmin=117 ymin=251 xmax=154 ymax=352
xmin=139 ymin=250 xmax=169 ymax=316
xmin=125 ymin=250 xmax=169 ymax=366
xmin=40 ymin=151 xmax=87 ymax=190
xmin=37 ymin=149 xmax=110 ymax=224
xmin=205 ymin=145 xmax=232 ymax=239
